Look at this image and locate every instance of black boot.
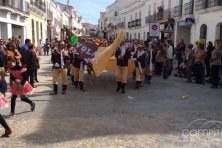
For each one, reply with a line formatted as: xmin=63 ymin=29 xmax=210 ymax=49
xmin=121 ymin=83 xmax=126 ymax=94
xmin=136 ymin=81 xmax=140 ymax=89
xmin=145 ymin=75 xmax=148 ymax=83
xmin=71 ymin=76 xmax=75 ymax=85
xmin=139 ymin=81 xmax=143 ymax=87
xmin=50 ymin=84 xmax=58 ymax=95
xmin=147 ymin=76 xmax=152 ymax=84
xmin=79 ymin=81 xmax=86 ymax=91
xmin=116 ymin=81 xmax=121 ymax=92
xmin=21 ymin=96 xmax=35 ymax=111
xmin=74 ymin=81 xmax=79 ymax=89
xmin=62 ymin=85 xmax=67 ymax=94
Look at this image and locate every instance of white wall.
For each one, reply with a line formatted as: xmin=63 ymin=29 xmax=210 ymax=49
xmin=194 ymin=10 xmax=222 ymax=43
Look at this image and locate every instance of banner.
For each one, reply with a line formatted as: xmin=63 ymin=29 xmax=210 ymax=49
xmin=149 ymin=23 xmax=160 ymax=37
xmin=66 ymin=28 xmax=125 ymax=77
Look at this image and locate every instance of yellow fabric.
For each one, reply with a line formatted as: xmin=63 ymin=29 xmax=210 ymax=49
xmin=105 ymin=56 xmax=135 ymax=74
xmin=136 ymin=67 xmax=145 ymax=81
xmin=92 ymin=30 xmax=125 ymax=77
xmin=52 ymin=68 xmax=68 ymax=85
xmin=116 ymin=66 xmax=128 ymax=83
xmin=73 ymin=67 xmax=84 ymax=81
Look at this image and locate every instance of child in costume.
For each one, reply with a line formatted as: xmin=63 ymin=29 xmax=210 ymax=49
xmin=0 ymin=91 xmax=12 ymax=137
xmin=7 ymin=59 xmax=35 ymax=116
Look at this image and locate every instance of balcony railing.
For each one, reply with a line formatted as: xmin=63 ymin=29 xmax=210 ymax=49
xmin=172 ymin=5 xmax=182 ymax=17
xmin=184 ymin=2 xmax=193 ymax=15
xmin=128 ymin=19 xmax=141 ymax=28
xmin=30 ymin=0 xmax=46 ymax=12
xmin=116 ymin=22 xmax=125 ymax=28
xmin=196 ymin=0 xmax=222 ymax=10
xmin=0 ymin=0 xmax=26 ymax=13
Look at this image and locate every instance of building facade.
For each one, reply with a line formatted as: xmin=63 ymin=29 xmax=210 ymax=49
xmin=0 ymin=0 xmax=83 ymax=44
xmin=28 ymin=0 xmax=47 ymax=46
xmin=0 ymin=0 xmax=29 ymax=42
xmin=99 ymin=0 xmax=222 ymax=45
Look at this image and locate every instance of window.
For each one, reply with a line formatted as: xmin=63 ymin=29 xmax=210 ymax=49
xmin=135 ymin=13 xmax=137 ymax=19
xmin=139 ymin=11 xmax=141 ymax=19
xmin=40 ymin=22 xmax=43 ymax=39
xmin=138 ymin=33 xmax=140 ymax=40
xmin=36 ymin=21 xmax=39 ymax=42
xmin=32 ymin=19 xmax=35 ymax=44
xmin=200 ymin=24 xmax=207 ymax=41
xmin=148 ymin=5 xmax=151 ymax=15
xmin=115 ymin=11 xmax=118 ymax=16
xmin=131 ymin=15 xmax=132 ymax=21
xmin=220 ymin=24 xmax=222 ymax=40
xmin=134 ymin=33 xmax=136 ymax=39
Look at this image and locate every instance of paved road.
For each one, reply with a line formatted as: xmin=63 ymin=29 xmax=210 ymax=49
xmin=1 ymin=56 xmax=222 ymax=148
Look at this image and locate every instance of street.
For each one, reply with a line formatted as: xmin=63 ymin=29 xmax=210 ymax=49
xmin=1 ymin=55 xmax=222 ymax=148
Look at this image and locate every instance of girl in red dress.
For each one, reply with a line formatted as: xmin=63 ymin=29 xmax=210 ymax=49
xmin=0 ymin=92 xmax=12 ymax=137
xmin=7 ymin=59 xmax=35 ymax=116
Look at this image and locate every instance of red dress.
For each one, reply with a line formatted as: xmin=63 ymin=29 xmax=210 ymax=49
xmin=0 ymin=92 xmax=9 ymax=110
xmin=8 ymin=67 xmax=33 ymax=96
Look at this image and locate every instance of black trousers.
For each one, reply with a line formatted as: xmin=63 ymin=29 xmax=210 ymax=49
xmin=155 ymin=62 xmax=163 ymax=75
xmin=211 ymin=65 xmax=220 ymax=87
xmin=205 ymin=59 xmax=211 ymax=76
xmin=177 ymin=56 xmax=183 ymax=68
xmin=34 ymin=69 xmax=38 ymax=81
xmin=194 ymin=62 xmax=205 ymax=84
xmin=0 ymin=114 xmax=10 ymax=130
xmin=11 ymin=95 xmax=33 ymax=113
xmin=27 ymin=69 xmax=35 ymax=86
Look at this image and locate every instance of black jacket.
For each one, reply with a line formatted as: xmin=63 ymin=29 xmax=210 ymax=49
xmin=115 ymin=47 xmax=131 ymax=67
xmin=23 ymin=50 xmax=38 ymax=70
xmin=9 ymin=65 xmax=27 ymax=85
xmin=51 ymin=49 xmax=70 ymax=69
xmin=134 ymin=51 xmax=146 ymax=68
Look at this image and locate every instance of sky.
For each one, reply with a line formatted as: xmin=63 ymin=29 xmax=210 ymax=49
xmin=57 ymin=0 xmax=115 ymax=25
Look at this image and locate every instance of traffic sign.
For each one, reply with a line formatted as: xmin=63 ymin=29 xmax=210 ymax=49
xmin=164 ymin=23 xmax=174 ymax=33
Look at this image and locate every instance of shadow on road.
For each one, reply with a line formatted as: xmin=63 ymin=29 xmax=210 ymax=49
xmin=20 ymin=56 xmax=222 ymax=145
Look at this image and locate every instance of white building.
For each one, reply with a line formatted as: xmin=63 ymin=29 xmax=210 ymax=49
xmin=0 ymin=0 xmax=29 ymax=41
xmin=194 ymin=0 xmax=222 ymax=44
xmin=104 ymin=0 xmax=136 ymax=40
xmin=101 ymin=0 xmax=222 ymax=44
xmin=123 ymin=0 xmax=145 ymax=41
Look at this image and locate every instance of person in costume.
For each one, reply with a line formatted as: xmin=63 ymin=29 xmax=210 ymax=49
xmin=72 ymin=49 xmax=86 ymax=91
xmin=133 ymin=45 xmax=146 ymax=89
xmin=50 ymin=41 xmax=70 ymax=95
xmin=115 ymin=41 xmax=131 ymax=93
xmin=144 ymin=42 xmax=154 ymax=84
xmin=0 ymin=92 xmax=12 ymax=137
xmin=7 ymin=59 xmax=35 ymax=116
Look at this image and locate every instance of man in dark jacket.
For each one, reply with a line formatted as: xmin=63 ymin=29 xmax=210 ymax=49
xmin=115 ymin=42 xmax=131 ymax=93
xmin=23 ymin=44 xmax=38 ymax=88
xmin=50 ymin=41 xmax=70 ymax=95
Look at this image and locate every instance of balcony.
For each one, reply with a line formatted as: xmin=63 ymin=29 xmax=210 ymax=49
xmin=0 ymin=0 xmax=26 ymax=13
xmin=116 ymin=22 xmax=125 ymax=28
xmin=184 ymin=1 xmax=194 ymax=15
xmin=128 ymin=19 xmax=141 ymax=28
xmin=30 ymin=0 xmax=46 ymax=12
xmin=196 ymin=0 xmax=222 ymax=10
xmin=172 ymin=5 xmax=182 ymax=17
